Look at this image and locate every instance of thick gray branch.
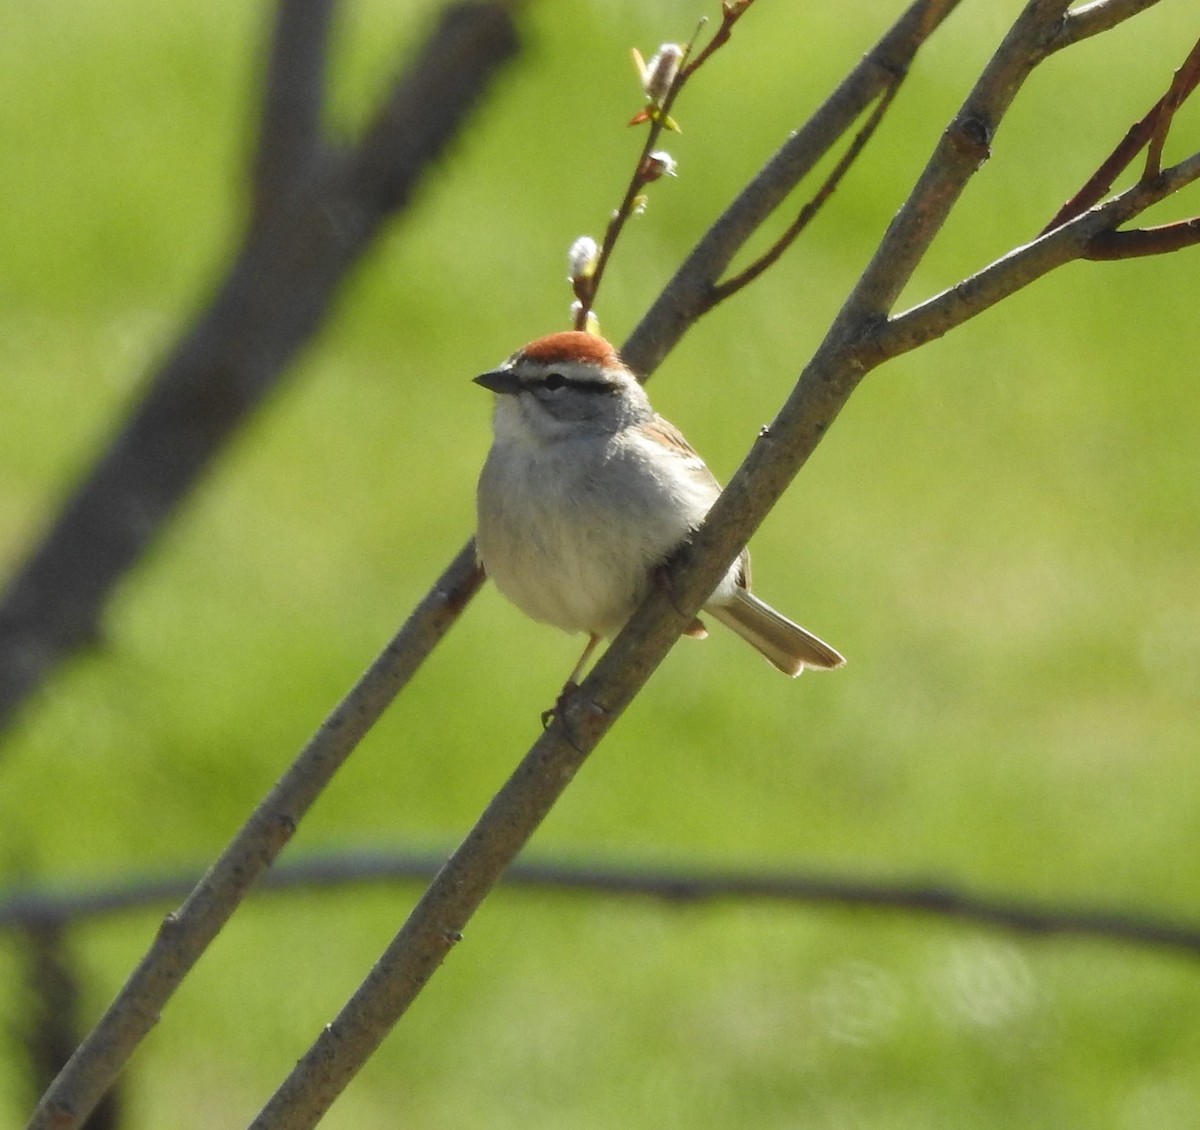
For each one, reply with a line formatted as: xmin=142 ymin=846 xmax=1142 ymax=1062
xmin=24 ymin=542 xmax=484 ymax=1130
xmin=874 ymin=147 xmax=1200 ymax=358
xmin=842 ymin=0 xmax=1075 ymax=322
xmin=1051 ymin=0 xmax=1164 ymax=51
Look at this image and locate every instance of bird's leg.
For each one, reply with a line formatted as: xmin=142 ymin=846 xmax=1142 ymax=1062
xmin=566 ymin=632 xmax=602 ymax=686
xmin=541 ymin=633 xmax=601 ymax=729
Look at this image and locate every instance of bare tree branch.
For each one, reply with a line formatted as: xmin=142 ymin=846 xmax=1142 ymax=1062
xmin=1043 ymin=34 xmax=1200 ymax=230
xmin=875 ymin=149 xmax=1200 ymax=357
xmin=1049 ymin=0 xmax=1165 ymax=51
xmin=11 ymin=926 xmax=122 ymax=1130
xmin=6 ymin=850 xmax=1200 ymax=958
xmin=573 ymin=25 xmax=703 ymax=331
xmin=246 ymin=2 xmax=1198 ymax=1124
xmin=250 ymin=0 xmax=337 ymax=220
xmin=22 ymin=541 xmax=483 ymax=1130
xmin=0 ymin=1 xmax=518 ymax=742
xmin=845 ymin=0 xmax=1077 ymax=323
xmin=702 ymin=80 xmax=903 ymax=310
xmin=678 ymin=0 xmax=756 ymax=79
xmin=1143 ymin=34 xmax=1200 ymax=179
xmin=622 ymin=0 xmax=964 ymax=374
xmin=23 ymin=10 xmax=965 ymax=1123
xmin=1082 ymin=215 xmax=1200 ymax=257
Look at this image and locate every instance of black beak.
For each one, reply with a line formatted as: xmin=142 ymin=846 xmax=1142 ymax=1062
xmin=473 ymin=369 xmax=522 ymax=395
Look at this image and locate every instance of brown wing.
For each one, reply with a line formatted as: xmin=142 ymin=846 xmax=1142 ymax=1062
xmin=736 ymin=547 xmax=752 ymax=591
xmin=642 ymin=413 xmax=755 ymax=587
xmin=642 ymin=414 xmax=721 ymax=485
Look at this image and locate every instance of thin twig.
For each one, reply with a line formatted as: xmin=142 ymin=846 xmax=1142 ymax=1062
xmin=876 ymin=147 xmax=1200 ymax=359
xmin=574 ymin=28 xmax=700 ymax=330
xmin=1049 ymin=0 xmax=1169 ymax=52
xmin=5 ymin=850 xmax=1200 ymax=957
xmin=679 ymin=0 xmax=756 ymax=79
xmin=1082 ymin=215 xmax=1200 ymax=258
xmin=1043 ymin=34 xmax=1200 ymax=232
xmin=703 ymin=79 xmax=904 ymax=310
xmin=621 ymin=0 xmax=964 ymax=375
xmin=1144 ymin=36 xmax=1200 ymax=179
xmin=577 ymin=0 xmax=767 ymax=329
xmin=1042 ymin=103 xmax=1167 ymax=232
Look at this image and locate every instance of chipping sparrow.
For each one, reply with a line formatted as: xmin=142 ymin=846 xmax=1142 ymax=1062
xmin=474 ymin=331 xmax=845 ymax=684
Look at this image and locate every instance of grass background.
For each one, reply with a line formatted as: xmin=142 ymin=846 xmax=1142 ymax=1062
xmin=2 ymin=0 xmax=1200 ymax=1126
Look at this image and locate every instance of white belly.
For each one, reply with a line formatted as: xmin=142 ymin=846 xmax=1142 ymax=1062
xmin=476 ymin=429 xmax=716 ymax=637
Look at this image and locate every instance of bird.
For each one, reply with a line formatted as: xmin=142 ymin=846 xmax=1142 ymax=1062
xmin=473 ymin=331 xmax=845 ymax=687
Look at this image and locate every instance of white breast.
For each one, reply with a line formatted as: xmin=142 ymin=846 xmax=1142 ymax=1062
xmin=476 ymin=422 xmax=719 ymax=638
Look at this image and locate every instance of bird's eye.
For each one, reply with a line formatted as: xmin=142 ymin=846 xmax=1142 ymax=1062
xmin=543 ymin=372 xmax=565 ymax=391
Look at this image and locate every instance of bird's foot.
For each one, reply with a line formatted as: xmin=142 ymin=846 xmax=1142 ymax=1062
xmin=541 ymin=680 xmax=580 ymax=729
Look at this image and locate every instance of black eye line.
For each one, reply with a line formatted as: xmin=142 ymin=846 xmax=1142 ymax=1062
xmin=532 ymin=371 xmax=614 ymax=395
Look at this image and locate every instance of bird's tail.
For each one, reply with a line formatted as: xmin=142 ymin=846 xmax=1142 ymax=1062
xmin=708 ymin=589 xmax=845 ymax=677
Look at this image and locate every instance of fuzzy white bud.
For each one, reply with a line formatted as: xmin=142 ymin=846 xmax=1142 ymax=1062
xmin=644 ymin=150 xmax=678 ymax=180
xmin=642 ymin=43 xmax=683 ymax=102
xmin=567 ymin=235 xmax=599 ymax=281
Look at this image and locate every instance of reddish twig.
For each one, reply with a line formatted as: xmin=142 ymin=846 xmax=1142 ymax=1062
xmin=574 ymin=2 xmax=764 ymax=332
xmin=679 ymin=0 xmax=757 ymax=79
xmin=1042 ymin=34 xmax=1200 ymax=233
xmin=574 ymin=36 xmax=700 ymax=330
xmin=1144 ymin=35 xmax=1200 ymax=178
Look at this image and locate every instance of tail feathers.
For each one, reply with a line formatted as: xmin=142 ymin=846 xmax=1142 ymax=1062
xmin=708 ymin=589 xmax=845 ymax=677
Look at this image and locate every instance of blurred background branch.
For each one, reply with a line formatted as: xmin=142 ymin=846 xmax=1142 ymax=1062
xmin=0 ymin=0 xmax=518 ymax=742
xmin=250 ymin=0 xmax=338 ymax=221
xmin=6 ymin=850 xmax=1200 ymax=957
xmin=10 ymin=926 xmax=122 ymax=1130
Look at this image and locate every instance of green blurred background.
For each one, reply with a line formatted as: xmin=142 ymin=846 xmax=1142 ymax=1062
xmin=2 ymin=0 xmax=1199 ymax=1126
